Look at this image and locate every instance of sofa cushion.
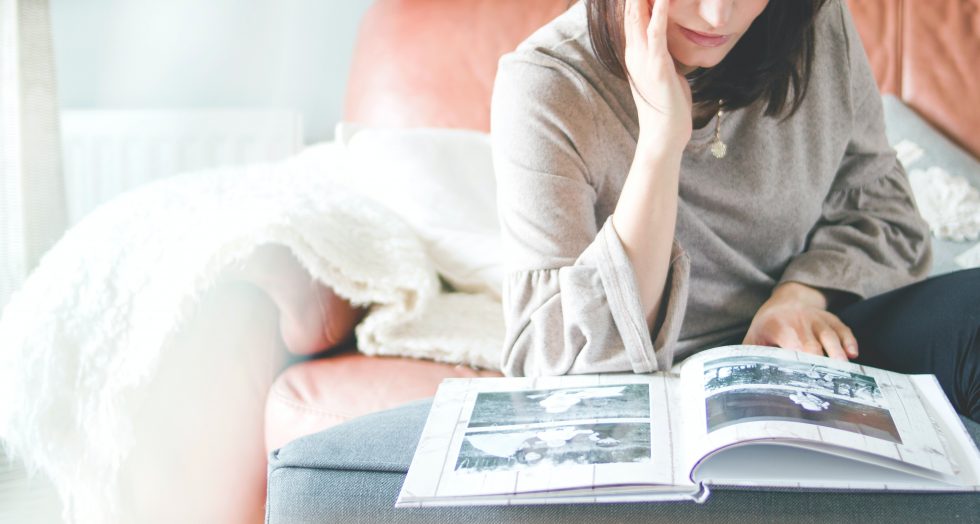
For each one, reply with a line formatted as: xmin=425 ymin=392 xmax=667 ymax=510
xmin=343 ymin=0 xmax=570 ymax=132
xmin=839 ymin=1 xmax=980 ymax=160
xmin=266 ymin=399 xmax=980 ymax=524
xmin=264 ymin=350 xmax=501 ymax=454
xmin=898 ymin=0 xmax=980 ymax=159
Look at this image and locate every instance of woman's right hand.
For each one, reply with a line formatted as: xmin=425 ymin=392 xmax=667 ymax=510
xmin=624 ymin=0 xmax=693 ymax=156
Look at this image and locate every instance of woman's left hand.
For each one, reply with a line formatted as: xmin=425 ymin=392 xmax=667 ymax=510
xmin=742 ymin=282 xmax=859 ymax=361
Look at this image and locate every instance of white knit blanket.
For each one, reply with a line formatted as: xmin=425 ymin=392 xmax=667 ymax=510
xmin=0 ymin=143 xmax=503 ymax=522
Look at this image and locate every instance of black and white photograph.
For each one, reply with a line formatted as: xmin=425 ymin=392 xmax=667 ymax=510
xmin=705 ymin=389 xmax=902 ymax=443
xmin=467 ymin=384 xmax=651 ymax=428
xmin=454 ymin=423 xmax=652 ymax=473
xmin=702 ymin=356 xmax=901 ymax=443
xmin=703 ymin=356 xmax=885 ymax=407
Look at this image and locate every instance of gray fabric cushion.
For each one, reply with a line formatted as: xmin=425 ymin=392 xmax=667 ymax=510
xmin=266 ymin=399 xmax=980 ymax=523
xmin=881 ymin=94 xmax=980 ymax=276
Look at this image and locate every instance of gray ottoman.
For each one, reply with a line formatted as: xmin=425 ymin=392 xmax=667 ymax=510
xmin=266 ymin=399 xmax=980 ymax=523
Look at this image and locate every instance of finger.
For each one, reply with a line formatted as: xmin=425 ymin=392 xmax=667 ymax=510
xmin=648 ymin=0 xmax=670 ymax=43
xmin=798 ymin=328 xmax=825 ymax=357
xmin=742 ymin=332 xmax=772 ymax=348
xmin=815 ymin=320 xmax=848 ymax=361
xmin=771 ymin=324 xmax=806 ymax=353
xmin=743 ymin=320 xmax=785 ymax=348
xmin=624 ymin=0 xmax=650 ymax=49
xmin=828 ymin=316 xmax=859 ymax=358
xmin=801 ymin=340 xmax=825 ymax=357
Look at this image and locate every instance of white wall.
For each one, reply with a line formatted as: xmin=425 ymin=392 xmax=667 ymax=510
xmin=50 ymin=0 xmax=375 ymax=144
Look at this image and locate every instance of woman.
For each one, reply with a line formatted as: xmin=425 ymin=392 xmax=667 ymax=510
xmin=491 ymin=0 xmax=979 ymax=421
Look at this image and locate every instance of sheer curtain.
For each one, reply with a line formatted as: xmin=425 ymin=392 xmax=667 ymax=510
xmin=0 ymin=0 xmax=67 ymax=312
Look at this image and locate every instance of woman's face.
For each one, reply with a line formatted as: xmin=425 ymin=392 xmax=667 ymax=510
xmin=664 ymin=0 xmax=770 ymax=74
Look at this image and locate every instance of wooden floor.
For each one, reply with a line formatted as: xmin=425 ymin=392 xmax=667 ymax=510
xmin=0 ymin=445 xmax=62 ymax=524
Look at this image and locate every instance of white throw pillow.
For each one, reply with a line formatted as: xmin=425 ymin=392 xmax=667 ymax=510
xmin=332 ymin=122 xmax=504 ymax=298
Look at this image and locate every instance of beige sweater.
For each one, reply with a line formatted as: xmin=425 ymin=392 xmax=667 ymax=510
xmin=490 ymin=0 xmax=932 ymax=377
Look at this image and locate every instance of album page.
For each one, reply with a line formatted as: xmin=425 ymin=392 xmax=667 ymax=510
xmin=676 ymin=345 xmax=977 ymax=489
xmin=397 ymin=373 xmax=702 ymax=507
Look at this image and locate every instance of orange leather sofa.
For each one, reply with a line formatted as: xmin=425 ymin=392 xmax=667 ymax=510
xmin=264 ymin=0 xmax=980 ymax=455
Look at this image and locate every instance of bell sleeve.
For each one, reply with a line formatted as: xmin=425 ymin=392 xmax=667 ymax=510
xmin=778 ymin=4 xmax=932 ymax=300
xmin=491 ymin=53 xmax=690 ymax=378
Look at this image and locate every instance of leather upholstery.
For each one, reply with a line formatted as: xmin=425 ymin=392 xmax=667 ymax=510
xmin=847 ymin=0 xmax=980 ymax=158
xmin=343 ymin=0 xmax=571 ymax=131
xmin=846 ymin=0 xmax=902 ymax=95
xmin=901 ymin=0 xmax=980 ymax=159
xmin=267 ymin=0 xmax=980 ymax=453
xmin=264 ymin=348 xmax=500 ymax=453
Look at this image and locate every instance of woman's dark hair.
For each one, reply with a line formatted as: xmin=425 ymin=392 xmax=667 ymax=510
xmin=586 ymin=0 xmax=830 ymax=119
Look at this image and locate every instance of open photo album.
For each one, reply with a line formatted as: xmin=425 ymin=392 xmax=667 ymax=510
xmin=396 ymin=345 xmax=980 ymax=507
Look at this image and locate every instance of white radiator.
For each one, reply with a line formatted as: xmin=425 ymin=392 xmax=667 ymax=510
xmin=60 ymin=109 xmax=304 ymax=225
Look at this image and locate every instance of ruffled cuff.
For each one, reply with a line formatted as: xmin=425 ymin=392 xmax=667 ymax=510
xmin=779 ymin=168 xmax=932 ymax=300
xmin=589 ymin=217 xmax=690 ymax=372
xmin=778 ymin=249 xmax=871 ymax=299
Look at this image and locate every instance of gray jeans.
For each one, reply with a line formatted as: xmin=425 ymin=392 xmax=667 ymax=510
xmin=265 ymin=399 xmax=980 ymax=523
